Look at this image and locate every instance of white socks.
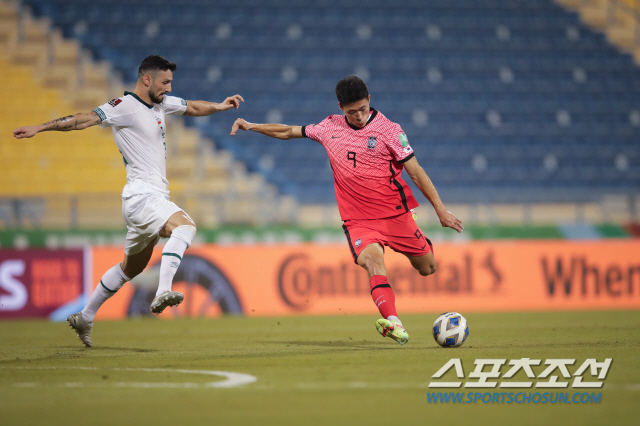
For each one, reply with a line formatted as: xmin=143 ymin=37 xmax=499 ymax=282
xmin=81 ymin=263 xmax=130 ymax=323
xmin=156 ymin=225 xmax=196 ymax=296
xmin=80 ymin=226 xmax=196 ymax=322
xmin=388 ymin=315 xmax=402 ymax=326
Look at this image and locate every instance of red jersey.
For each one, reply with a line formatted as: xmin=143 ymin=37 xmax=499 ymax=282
xmin=302 ymin=108 xmax=418 ymax=220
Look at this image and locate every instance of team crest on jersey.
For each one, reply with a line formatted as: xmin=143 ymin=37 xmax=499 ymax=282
xmin=355 ymin=239 xmax=362 ymax=248
xmin=155 ymin=115 xmax=164 ymax=130
xmin=367 ymin=137 xmax=377 ymax=149
xmin=108 ymin=98 xmax=122 ymax=107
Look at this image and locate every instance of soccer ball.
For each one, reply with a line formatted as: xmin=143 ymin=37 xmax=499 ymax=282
xmin=432 ymin=312 xmax=469 ymax=347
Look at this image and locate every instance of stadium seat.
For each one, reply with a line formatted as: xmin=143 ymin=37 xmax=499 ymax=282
xmin=0 ymin=51 xmax=126 ymax=197
xmin=16 ymin=0 xmax=640 ymax=205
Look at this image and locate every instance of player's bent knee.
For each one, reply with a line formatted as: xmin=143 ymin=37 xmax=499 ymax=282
xmin=418 ymin=262 xmax=437 ymax=276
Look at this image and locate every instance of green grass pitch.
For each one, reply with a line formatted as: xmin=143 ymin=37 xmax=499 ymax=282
xmin=1 ymin=310 xmax=639 ymax=426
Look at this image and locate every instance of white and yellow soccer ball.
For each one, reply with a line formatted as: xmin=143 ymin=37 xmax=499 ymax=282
xmin=432 ymin=312 xmax=469 ymax=347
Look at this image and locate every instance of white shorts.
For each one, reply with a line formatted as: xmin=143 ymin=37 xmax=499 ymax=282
xmin=122 ymin=194 xmax=183 ymax=255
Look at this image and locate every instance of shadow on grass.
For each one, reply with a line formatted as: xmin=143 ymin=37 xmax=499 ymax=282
xmin=272 ymin=340 xmax=397 ymax=348
xmin=270 ymin=340 xmax=456 ymax=352
xmin=194 ymin=340 xmax=410 ymax=360
xmin=32 ymin=346 xmax=158 ymax=358
xmin=77 ymin=346 xmax=159 ymax=353
xmin=0 ymin=347 xmax=159 ymax=365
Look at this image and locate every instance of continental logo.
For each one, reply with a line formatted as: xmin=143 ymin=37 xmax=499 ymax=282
xmin=277 ymin=252 xmax=503 ymax=310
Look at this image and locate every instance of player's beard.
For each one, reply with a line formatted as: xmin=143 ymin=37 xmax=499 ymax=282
xmin=148 ymin=88 xmax=165 ymax=104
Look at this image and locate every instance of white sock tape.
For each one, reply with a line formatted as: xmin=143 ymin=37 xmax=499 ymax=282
xmin=171 ymin=225 xmax=196 ymax=248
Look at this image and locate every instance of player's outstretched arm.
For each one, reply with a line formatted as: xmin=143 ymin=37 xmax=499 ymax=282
xmin=184 ymin=95 xmax=244 ymax=116
xmin=13 ymin=111 xmax=102 ymax=139
xmin=403 ymin=156 xmax=464 ymax=233
xmin=230 ymin=118 xmax=304 ymax=140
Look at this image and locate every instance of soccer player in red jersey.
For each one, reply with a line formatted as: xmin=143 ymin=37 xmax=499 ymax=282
xmin=231 ymin=76 xmax=463 ymax=345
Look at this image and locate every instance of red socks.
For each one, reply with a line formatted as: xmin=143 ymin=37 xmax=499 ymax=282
xmin=370 ymin=275 xmax=397 ymax=318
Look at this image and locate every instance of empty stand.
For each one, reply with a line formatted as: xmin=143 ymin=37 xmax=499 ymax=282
xmin=11 ymin=0 xmax=640 ymax=218
xmin=1 ymin=1 xmax=301 ymax=228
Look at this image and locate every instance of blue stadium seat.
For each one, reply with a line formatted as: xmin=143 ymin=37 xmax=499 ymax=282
xmin=24 ymin=0 xmax=640 ymax=203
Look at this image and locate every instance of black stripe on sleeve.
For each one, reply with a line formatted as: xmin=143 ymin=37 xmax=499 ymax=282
xmin=371 ymin=283 xmax=392 ymax=294
xmin=301 ymin=125 xmax=308 ymax=138
xmin=398 ymin=152 xmax=415 ymax=164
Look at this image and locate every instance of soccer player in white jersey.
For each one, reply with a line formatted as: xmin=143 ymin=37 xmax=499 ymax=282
xmin=13 ymin=55 xmax=244 ymax=347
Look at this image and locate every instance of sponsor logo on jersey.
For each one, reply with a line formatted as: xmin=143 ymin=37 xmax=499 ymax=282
xmin=355 ymin=238 xmax=362 ymax=248
xmin=108 ymin=98 xmax=122 ymax=107
xmin=399 ymin=132 xmax=413 ymax=153
xmin=367 ymin=136 xmax=377 ymax=149
xmin=399 ymin=132 xmax=409 ymax=146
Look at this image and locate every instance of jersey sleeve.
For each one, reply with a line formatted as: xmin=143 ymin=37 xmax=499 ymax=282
xmin=301 ymin=117 xmax=329 ymax=144
xmin=386 ymin=124 xmax=415 ymax=163
xmin=93 ymin=98 xmax=136 ymax=128
xmin=163 ymin=95 xmax=188 ymax=116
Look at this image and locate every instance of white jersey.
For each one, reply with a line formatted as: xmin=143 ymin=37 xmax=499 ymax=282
xmin=94 ymin=92 xmax=187 ymax=198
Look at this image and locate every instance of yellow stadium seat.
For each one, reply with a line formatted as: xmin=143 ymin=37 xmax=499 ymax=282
xmin=0 ymin=57 xmax=126 ymax=197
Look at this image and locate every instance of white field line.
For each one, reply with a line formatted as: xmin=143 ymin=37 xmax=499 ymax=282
xmin=4 ymin=368 xmax=636 ymax=391
xmin=2 ymin=366 xmax=256 ymax=389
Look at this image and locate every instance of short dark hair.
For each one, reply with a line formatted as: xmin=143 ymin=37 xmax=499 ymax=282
xmin=335 ymin=75 xmax=369 ymax=106
xmin=138 ymin=55 xmax=177 ymax=78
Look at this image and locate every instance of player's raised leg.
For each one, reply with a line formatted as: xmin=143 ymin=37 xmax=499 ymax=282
xmin=67 ymin=240 xmax=155 ymax=347
xmin=357 ymin=243 xmax=409 ymax=345
xmin=150 ymin=210 xmax=197 ymax=314
xmin=403 ymin=250 xmax=437 ymax=277
xmin=387 ymin=210 xmax=437 ymax=277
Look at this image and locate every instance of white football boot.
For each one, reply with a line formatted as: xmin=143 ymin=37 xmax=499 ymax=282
xmin=150 ymin=290 xmax=184 ymax=314
xmin=67 ymin=312 xmax=93 ymax=347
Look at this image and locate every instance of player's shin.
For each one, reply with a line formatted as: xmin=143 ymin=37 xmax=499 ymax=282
xmin=82 ymin=263 xmax=130 ymax=323
xmin=156 ymin=225 xmax=196 ymax=296
xmin=370 ymin=275 xmax=398 ymax=319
